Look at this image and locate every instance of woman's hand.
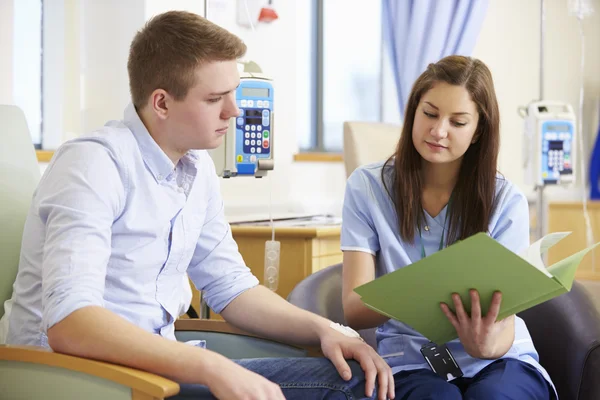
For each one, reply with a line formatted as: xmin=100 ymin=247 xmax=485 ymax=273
xmin=440 ymin=289 xmax=515 ymax=359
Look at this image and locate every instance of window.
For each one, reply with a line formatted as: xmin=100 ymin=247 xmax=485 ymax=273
xmin=9 ymin=0 xmax=67 ymax=151
xmin=32 ymin=1 xmax=206 ymax=152
xmin=299 ymin=0 xmax=383 ymax=153
xmin=12 ymin=0 xmax=43 ymax=148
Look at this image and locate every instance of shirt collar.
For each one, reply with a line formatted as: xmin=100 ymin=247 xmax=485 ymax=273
xmin=185 ymin=149 xmax=201 ymax=164
xmin=123 ymin=103 xmax=176 ymax=182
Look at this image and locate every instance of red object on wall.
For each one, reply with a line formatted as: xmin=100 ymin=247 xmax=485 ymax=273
xmin=258 ymin=3 xmax=278 ymax=23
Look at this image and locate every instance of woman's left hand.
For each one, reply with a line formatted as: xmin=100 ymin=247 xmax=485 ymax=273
xmin=440 ymin=289 xmax=515 ymax=359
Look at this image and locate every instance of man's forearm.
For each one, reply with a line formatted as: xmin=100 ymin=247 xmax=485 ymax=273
xmin=220 ymin=285 xmax=331 ymax=346
xmin=47 ymin=306 xmax=226 ymax=385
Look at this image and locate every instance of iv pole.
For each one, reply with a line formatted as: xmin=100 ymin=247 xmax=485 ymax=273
xmin=199 ymin=0 xmax=212 ymax=320
xmin=535 ymin=0 xmax=546 ymax=241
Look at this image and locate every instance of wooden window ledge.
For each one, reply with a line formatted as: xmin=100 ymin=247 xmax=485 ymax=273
xmin=36 ymin=150 xmax=54 ymax=162
xmin=293 ymin=152 xmax=342 ymax=163
xmin=38 ymin=151 xmax=344 ymax=164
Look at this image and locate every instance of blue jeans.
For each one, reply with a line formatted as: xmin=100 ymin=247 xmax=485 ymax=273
xmin=172 ymin=357 xmax=373 ymax=399
xmin=394 ymin=358 xmax=553 ymax=400
xmin=171 ymin=357 xmax=552 ymax=399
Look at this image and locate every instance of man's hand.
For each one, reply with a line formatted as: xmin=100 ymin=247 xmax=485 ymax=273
xmin=205 ymin=356 xmax=285 ymax=400
xmin=320 ymin=329 xmax=395 ymax=400
xmin=219 ymin=286 xmax=395 ymax=398
xmin=440 ymin=290 xmax=515 ymax=359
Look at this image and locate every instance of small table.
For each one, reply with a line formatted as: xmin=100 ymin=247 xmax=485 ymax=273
xmin=187 ymin=219 xmax=343 ymax=320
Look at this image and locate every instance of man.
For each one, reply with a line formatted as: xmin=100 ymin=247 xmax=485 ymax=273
xmin=3 ymin=11 xmax=394 ymax=400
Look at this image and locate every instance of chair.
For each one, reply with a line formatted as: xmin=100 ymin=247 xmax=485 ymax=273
xmin=288 ymin=263 xmax=600 ymax=400
xmin=342 ymin=121 xmax=401 ymax=178
xmin=0 ymin=105 xmax=309 ymax=400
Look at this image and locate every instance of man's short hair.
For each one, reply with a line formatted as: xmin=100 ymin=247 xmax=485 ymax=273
xmin=127 ymin=11 xmax=247 ymax=109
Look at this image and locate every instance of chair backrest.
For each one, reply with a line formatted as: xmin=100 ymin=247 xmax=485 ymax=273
xmin=290 ymin=263 xmax=599 ymax=400
xmin=287 ymin=263 xmax=377 ymax=348
xmin=343 ymin=121 xmax=401 ymax=178
xmin=518 ymin=281 xmax=600 ymax=400
xmin=0 ymin=105 xmax=41 ymax=318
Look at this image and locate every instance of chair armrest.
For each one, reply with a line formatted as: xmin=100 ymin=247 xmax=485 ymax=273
xmin=175 ymin=319 xmax=259 ymax=336
xmin=519 ymin=281 xmax=600 ymax=400
xmin=0 ymin=345 xmax=179 ymax=399
xmin=175 ymin=319 xmax=323 ymax=356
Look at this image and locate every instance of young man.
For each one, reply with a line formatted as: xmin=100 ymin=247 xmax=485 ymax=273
xmin=3 ymin=11 xmax=394 ymax=400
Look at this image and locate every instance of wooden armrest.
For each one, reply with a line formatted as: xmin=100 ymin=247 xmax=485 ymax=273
xmin=0 ymin=345 xmax=179 ymax=399
xmin=175 ymin=319 xmax=323 ymax=356
xmin=176 ymin=319 xmax=261 ymax=336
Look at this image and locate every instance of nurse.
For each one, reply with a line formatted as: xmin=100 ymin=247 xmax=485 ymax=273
xmin=341 ymin=55 xmax=555 ymax=399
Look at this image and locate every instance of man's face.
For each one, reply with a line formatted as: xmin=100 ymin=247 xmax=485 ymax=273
xmin=165 ymin=60 xmax=240 ymax=153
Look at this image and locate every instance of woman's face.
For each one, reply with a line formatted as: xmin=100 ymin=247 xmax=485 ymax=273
xmin=412 ymin=82 xmax=480 ymax=166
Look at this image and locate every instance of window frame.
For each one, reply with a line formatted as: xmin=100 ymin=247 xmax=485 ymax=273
xmin=301 ymin=0 xmax=386 ymax=154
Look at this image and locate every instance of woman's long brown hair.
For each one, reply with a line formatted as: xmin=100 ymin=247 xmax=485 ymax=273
xmin=382 ymin=55 xmax=500 ymax=245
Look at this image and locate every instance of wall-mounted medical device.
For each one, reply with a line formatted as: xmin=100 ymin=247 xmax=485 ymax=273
xmin=522 ymin=101 xmax=576 ymax=186
xmin=209 ymin=61 xmax=274 ymax=178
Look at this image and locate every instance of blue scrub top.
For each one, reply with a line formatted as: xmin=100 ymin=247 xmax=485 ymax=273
xmin=341 ymin=161 xmax=555 ymax=392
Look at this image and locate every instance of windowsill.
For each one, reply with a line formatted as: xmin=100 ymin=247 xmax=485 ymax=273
xmin=37 ymin=150 xmax=343 ymax=164
xmin=36 ymin=150 xmax=54 ymax=162
xmin=293 ymin=152 xmax=343 ymax=163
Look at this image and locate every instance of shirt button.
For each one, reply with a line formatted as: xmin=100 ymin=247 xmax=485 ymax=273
xmin=157 ymin=174 xmax=163 ymax=180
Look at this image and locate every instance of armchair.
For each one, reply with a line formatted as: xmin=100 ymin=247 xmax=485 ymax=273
xmin=287 ymin=263 xmax=600 ymax=400
xmin=0 ymin=105 xmax=308 ymax=399
xmin=342 ymin=121 xmax=400 ymax=178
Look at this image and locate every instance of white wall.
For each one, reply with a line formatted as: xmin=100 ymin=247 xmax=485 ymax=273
xmin=473 ymin=0 xmax=600 ymax=200
xmin=1 ymin=0 xmax=42 ymax=143
xmin=37 ymin=0 xmax=348 ymax=220
xmin=62 ymin=0 xmax=82 ymax=141
xmin=0 ymin=0 xmax=14 ymax=105
xmin=22 ymin=0 xmax=600 ymax=221
xmin=79 ymin=0 xmax=145 ymax=133
xmin=544 ymin=0 xmax=600 ymax=197
xmin=206 ymin=0 xmax=348 ymax=219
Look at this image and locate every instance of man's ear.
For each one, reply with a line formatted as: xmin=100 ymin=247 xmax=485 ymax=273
xmin=150 ymin=89 xmax=170 ymax=120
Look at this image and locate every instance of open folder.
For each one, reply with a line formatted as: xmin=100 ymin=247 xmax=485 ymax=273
xmin=354 ymin=232 xmax=600 ymax=345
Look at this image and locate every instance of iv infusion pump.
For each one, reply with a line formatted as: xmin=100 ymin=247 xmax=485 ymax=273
xmin=523 ymin=101 xmax=576 ymax=186
xmin=209 ymin=62 xmax=274 ymax=178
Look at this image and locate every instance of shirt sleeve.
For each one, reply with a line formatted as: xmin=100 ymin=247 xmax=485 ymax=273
xmin=340 ymin=169 xmax=380 ymax=255
xmin=186 ymin=156 xmax=259 ymax=314
xmin=39 ymin=139 xmax=126 ymax=333
xmin=490 ymin=182 xmax=530 ymax=254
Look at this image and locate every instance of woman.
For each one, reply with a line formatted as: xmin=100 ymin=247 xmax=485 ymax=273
xmin=341 ymin=55 xmax=555 ymax=399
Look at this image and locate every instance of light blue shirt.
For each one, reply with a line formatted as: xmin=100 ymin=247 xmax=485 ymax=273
xmin=6 ymin=104 xmax=259 ymax=347
xmin=341 ymin=161 xmax=555 ymax=390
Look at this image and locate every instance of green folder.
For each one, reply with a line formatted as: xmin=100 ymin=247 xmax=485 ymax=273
xmin=354 ymin=232 xmax=600 ymax=345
